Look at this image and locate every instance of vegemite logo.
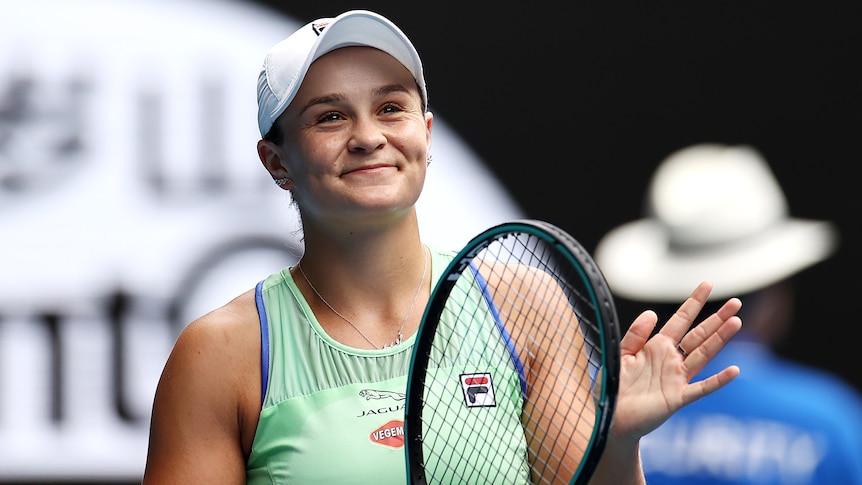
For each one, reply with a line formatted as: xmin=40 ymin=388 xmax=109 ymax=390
xmin=370 ymin=420 xmax=404 ymax=448
xmin=460 ymin=372 xmax=496 ymax=407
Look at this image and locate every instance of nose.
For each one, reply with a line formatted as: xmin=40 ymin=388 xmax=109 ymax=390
xmin=346 ymin=115 xmax=386 ymax=153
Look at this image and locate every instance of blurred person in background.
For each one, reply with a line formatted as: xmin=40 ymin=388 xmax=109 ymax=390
xmin=594 ymin=143 xmax=862 ymax=484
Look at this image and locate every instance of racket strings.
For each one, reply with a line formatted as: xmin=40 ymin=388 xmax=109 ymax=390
xmin=516 ymin=261 xmax=598 ymax=482
xmin=421 ymin=276 xmax=526 ymax=483
xmin=499 ymin=234 xmax=607 ymax=483
xmin=417 ymin=231 xmax=607 ymax=484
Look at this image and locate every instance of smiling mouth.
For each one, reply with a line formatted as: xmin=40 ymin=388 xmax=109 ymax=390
xmin=344 ymin=164 xmax=395 ymax=175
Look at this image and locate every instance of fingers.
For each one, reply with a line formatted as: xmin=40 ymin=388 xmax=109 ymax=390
xmin=682 ymin=365 xmax=741 ymax=406
xmin=659 ymin=280 xmax=743 ymax=374
xmin=682 ymin=313 xmax=742 ymax=374
xmin=619 ymin=309 xmax=658 ymax=356
xmin=677 ymin=296 xmax=742 ymax=359
xmin=658 ymin=281 xmax=714 ymax=341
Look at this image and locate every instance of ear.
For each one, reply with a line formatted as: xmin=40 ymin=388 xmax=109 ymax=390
xmin=425 ymin=111 xmax=434 ymax=150
xmin=257 ymin=139 xmax=291 ymax=188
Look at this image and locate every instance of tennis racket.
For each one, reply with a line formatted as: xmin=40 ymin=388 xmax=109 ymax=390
xmin=405 ymin=219 xmax=621 ymax=485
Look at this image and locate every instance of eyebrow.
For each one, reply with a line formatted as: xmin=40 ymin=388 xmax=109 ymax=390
xmin=296 ymin=94 xmax=344 ymax=117
xmin=373 ymin=83 xmax=412 ymax=99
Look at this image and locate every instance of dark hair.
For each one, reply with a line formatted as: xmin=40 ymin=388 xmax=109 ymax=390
xmin=263 ymin=123 xmax=283 ymax=145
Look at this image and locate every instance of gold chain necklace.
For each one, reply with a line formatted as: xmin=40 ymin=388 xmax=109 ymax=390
xmin=296 ymin=249 xmax=428 ymax=349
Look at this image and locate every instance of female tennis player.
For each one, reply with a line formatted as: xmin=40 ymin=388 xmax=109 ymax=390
xmin=142 ymin=10 xmax=742 ymax=485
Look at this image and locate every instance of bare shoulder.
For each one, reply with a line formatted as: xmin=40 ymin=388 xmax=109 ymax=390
xmin=171 ymin=288 xmax=261 ymax=377
xmin=476 ymin=260 xmax=554 ymax=303
xmin=144 ymin=288 xmax=262 ymax=483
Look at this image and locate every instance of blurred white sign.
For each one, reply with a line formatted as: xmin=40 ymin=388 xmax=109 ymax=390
xmin=0 ymin=0 xmax=523 ymax=481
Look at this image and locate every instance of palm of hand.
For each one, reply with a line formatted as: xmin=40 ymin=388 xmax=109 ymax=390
xmin=610 ymin=281 xmax=743 ymax=443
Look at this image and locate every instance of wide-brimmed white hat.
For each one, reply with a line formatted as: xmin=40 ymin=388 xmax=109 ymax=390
xmin=594 ymin=143 xmax=838 ymax=302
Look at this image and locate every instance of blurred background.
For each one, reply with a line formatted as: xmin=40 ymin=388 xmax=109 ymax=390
xmin=0 ymin=1 xmax=858 ymax=483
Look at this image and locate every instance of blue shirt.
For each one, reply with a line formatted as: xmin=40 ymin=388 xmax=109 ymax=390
xmin=642 ymin=334 xmax=862 ymax=485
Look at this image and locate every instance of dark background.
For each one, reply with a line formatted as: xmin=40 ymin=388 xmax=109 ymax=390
xmin=260 ymin=2 xmax=861 ymax=390
xmin=3 ymin=4 xmax=858 ymax=485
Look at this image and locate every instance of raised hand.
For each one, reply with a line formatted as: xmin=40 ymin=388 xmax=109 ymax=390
xmin=613 ymin=280 xmax=743 ymax=441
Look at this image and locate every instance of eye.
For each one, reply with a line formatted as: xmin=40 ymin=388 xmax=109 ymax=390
xmin=380 ymin=103 xmax=404 ymax=115
xmin=316 ymin=111 xmax=345 ymax=124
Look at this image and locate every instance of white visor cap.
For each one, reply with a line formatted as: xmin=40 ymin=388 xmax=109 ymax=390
xmin=256 ymin=9 xmax=427 ymax=137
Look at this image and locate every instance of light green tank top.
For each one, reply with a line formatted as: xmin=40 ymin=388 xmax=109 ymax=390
xmin=246 ymin=246 xmax=530 ymax=484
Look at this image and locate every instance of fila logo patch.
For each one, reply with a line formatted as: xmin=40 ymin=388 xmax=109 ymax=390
xmin=370 ymin=420 xmax=404 ymax=448
xmin=460 ymin=372 xmax=496 ymax=407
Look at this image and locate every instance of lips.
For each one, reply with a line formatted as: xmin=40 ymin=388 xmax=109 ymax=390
xmin=342 ymin=163 xmax=396 ymax=175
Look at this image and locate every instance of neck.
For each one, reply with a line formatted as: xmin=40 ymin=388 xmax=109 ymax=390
xmin=292 ymin=241 xmax=430 ymax=349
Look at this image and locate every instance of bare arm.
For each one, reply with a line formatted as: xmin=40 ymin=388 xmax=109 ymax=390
xmin=143 ymin=291 xmax=261 ymax=484
xmin=486 ymin=263 xmax=596 ymax=484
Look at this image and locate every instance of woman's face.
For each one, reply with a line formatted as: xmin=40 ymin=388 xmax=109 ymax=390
xmin=274 ymin=46 xmax=433 ymax=230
